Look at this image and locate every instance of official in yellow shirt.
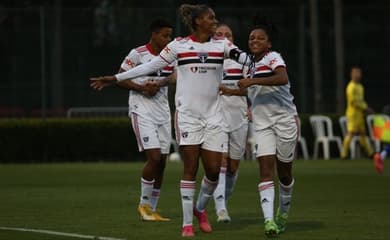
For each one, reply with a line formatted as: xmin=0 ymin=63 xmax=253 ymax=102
xmin=341 ymin=67 xmax=374 ymax=159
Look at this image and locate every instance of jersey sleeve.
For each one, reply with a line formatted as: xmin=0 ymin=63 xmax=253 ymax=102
xmin=223 ymin=39 xmax=252 ymax=66
xmin=159 ymin=40 xmax=178 ymax=64
xmin=265 ymin=52 xmax=286 ymax=70
xmin=115 ymin=56 xmax=169 ymax=81
xmin=119 ymin=49 xmax=140 ymax=71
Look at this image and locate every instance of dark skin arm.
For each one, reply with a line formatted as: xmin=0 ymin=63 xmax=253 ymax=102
xmin=219 ymin=84 xmax=247 ymax=96
xmin=114 ymin=68 xmax=160 ymax=97
xmin=237 ymin=67 xmax=289 ymax=89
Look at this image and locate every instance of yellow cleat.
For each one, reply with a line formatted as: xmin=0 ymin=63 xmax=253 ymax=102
xmin=152 ymin=211 xmax=171 ymax=222
xmin=138 ymin=204 xmax=157 ymax=221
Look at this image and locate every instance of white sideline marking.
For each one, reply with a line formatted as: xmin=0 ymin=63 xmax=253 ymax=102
xmin=0 ymin=226 xmax=126 ymax=240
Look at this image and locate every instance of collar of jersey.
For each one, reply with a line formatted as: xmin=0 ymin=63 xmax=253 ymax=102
xmin=188 ymin=35 xmax=211 ymax=43
xmin=145 ymin=43 xmax=157 ymax=56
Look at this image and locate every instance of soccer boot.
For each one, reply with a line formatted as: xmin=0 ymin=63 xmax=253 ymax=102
xmin=373 ymin=153 xmax=384 ymax=174
xmin=181 ymin=225 xmax=195 ymax=237
xmin=264 ymin=219 xmax=280 ymax=237
xmin=152 ymin=210 xmax=171 ymax=222
xmin=193 ymin=207 xmax=212 ymax=233
xmin=275 ymin=209 xmax=288 ymax=233
xmin=216 ymin=209 xmax=231 ymax=223
xmin=137 ymin=204 xmax=157 ymax=221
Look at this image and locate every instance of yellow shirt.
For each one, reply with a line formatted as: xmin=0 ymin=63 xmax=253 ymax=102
xmin=345 ymin=80 xmax=367 ymax=117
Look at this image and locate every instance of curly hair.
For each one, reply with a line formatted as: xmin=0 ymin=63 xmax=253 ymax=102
xmin=179 ymin=4 xmax=210 ymax=32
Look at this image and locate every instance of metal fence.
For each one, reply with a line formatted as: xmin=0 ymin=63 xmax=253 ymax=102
xmin=1 ymin=2 xmax=389 ymax=118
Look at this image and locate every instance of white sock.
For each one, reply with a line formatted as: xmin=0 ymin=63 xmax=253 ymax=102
xmin=150 ymin=189 xmax=160 ymax=211
xmin=225 ymin=171 xmax=238 ymax=203
xmin=180 ymin=180 xmax=196 ymax=227
xmin=196 ymin=176 xmax=218 ymax=212
xmin=381 ymin=150 xmax=387 ymax=160
xmin=279 ymin=179 xmax=294 ymax=214
xmin=258 ymin=181 xmax=275 ymax=221
xmin=213 ymin=167 xmax=227 ymax=213
xmin=140 ymin=178 xmax=155 ymax=206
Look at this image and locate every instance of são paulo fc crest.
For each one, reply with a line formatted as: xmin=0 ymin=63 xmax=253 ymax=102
xmin=190 ymin=67 xmax=198 ymax=73
xmin=198 ymin=52 xmax=208 ymax=63
xmin=143 ymin=137 xmax=149 ymax=142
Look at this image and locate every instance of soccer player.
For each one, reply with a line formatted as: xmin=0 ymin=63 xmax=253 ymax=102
xmin=90 ymin=4 xmax=253 ymax=237
xmin=341 ymin=66 xmax=375 ymax=159
xmin=237 ymin=17 xmax=298 ymax=237
xmin=94 ymin=19 xmax=174 ymax=221
xmin=213 ymin=23 xmax=249 ymax=223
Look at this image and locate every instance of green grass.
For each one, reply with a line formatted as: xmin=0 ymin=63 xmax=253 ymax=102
xmin=0 ymin=159 xmax=389 ymax=240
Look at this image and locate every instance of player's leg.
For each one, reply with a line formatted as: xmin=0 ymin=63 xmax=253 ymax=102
xmin=176 ymin=112 xmax=204 ymax=236
xmin=374 ymin=144 xmax=389 ymax=174
xmin=148 ymin=121 xmax=171 ymax=221
xmin=213 ymin=151 xmax=229 ymax=222
xmin=193 ymin=123 xmax=226 ymax=233
xmin=274 ymin=115 xmax=298 ymax=233
xmin=254 ymin=128 xmax=279 ymax=236
xmin=131 ymin=113 xmax=161 ymax=221
xmin=341 ymin=115 xmax=357 ymax=159
xmin=357 ymin=120 xmax=374 ymax=157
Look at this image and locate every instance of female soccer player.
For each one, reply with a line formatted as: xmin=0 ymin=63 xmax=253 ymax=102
xmin=238 ymin=18 xmax=298 ymax=237
xmin=90 ymin=4 xmax=252 ymax=237
xmin=93 ymin=19 xmax=174 ymax=221
xmin=213 ymin=23 xmax=249 ymax=223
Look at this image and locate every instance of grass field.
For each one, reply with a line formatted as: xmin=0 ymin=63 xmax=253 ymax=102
xmin=0 ymin=159 xmax=389 ymax=240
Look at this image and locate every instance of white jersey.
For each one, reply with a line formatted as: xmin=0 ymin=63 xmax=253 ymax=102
xmin=159 ymin=35 xmax=239 ymax=119
xmin=120 ymin=43 xmax=174 ymax=123
xmin=220 ymin=59 xmax=248 ymax=131
xmin=247 ymin=51 xmax=298 ymax=130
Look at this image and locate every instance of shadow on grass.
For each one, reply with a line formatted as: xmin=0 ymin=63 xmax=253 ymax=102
xmin=286 ymin=220 xmax=324 ymax=232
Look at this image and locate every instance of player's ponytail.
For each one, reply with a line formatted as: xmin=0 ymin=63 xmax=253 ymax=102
xmin=179 ymin=4 xmax=210 ymax=32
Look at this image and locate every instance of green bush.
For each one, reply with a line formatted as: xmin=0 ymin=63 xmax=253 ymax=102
xmin=0 ymin=114 xmax=346 ymax=162
xmin=0 ymin=118 xmax=142 ymax=162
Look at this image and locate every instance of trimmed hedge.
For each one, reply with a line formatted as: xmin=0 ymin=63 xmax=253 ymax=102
xmin=0 ymin=118 xmax=141 ymax=162
xmin=0 ymin=114 xmax=344 ymax=162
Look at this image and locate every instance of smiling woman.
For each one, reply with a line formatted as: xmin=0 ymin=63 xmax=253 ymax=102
xmin=89 ymin=4 xmax=254 ymax=237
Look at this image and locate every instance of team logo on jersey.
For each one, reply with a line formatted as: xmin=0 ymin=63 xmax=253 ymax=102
xmin=163 ymin=46 xmax=171 ymax=54
xmin=198 ymin=52 xmax=208 ymax=63
xmin=269 ymin=58 xmax=277 ymax=66
xmin=181 ymin=132 xmax=188 ymax=138
xmin=190 ymin=67 xmax=198 ymax=73
xmin=143 ymin=137 xmax=149 ymax=142
xmin=124 ymin=58 xmax=135 ymax=67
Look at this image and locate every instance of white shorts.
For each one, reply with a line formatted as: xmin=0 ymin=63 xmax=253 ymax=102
xmin=253 ymin=115 xmax=298 ymax=163
xmin=130 ymin=113 xmax=171 ymax=154
xmin=227 ymin=123 xmax=249 ymax=160
xmin=175 ymin=111 xmax=228 ymax=153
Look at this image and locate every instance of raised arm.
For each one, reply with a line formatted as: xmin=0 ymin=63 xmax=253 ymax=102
xmin=90 ymin=56 xmax=170 ymax=91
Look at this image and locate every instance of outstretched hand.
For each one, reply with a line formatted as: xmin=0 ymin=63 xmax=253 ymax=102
xmin=90 ymin=76 xmax=117 ymax=91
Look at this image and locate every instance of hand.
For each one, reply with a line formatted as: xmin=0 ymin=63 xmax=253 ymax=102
xmin=142 ymin=80 xmax=160 ymax=97
xmin=237 ymin=78 xmax=253 ymax=89
xmin=219 ymin=85 xmax=232 ymax=96
xmin=90 ymin=76 xmax=117 ymax=91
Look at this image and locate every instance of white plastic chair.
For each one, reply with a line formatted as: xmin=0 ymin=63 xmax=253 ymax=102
xmin=309 ymin=115 xmax=342 ymax=159
xmin=338 ymin=116 xmax=361 ymax=159
xmin=296 ymin=117 xmax=309 ymax=160
xmin=366 ymin=114 xmax=390 ymax=152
